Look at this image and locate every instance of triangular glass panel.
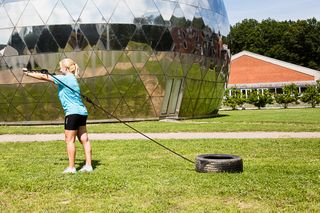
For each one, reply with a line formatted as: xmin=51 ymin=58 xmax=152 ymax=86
xmin=0 ymin=28 xmax=14 ymax=54
xmin=170 ymin=4 xmax=189 ymax=28
xmin=154 ymin=0 xmax=177 ymax=21
xmin=61 ymin=0 xmax=87 ymax=23
xmin=155 ymin=28 xmax=173 ymax=51
xmin=33 ymin=53 xmax=62 ymax=73
xmin=109 ymin=0 xmax=134 ymax=24
xmin=179 ymin=3 xmax=197 ymax=22
xmin=80 ymin=24 xmax=100 ymax=48
xmin=110 ymin=24 xmax=136 ymax=50
xmin=3 ymin=55 xmax=30 ymax=79
xmin=0 ymin=6 xmax=13 ymax=28
xmin=10 ymin=84 xmax=37 ymax=109
xmin=95 ymin=24 xmax=122 ymax=50
xmin=3 ymin=0 xmax=28 ymax=26
xmin=47 ymin=0 xmax=74 ymax=25
xmin=143 ymin=10 xmax=165 ymax=25
xmin=0 ymin=58 xmax=19 ymax=85
xmin=64 ymin=24 xmax=91 ymax=52
xmin=124 ymin=76 xmax=148 ymax=98
xmin=149 ymin=75 xmax=166 ymax=96
xmin=110 ymin=74 xmax=137 ymax=95
xmin=125 ymin=0 xmax=157 ymax=19
xmin=113 ymin=98 xmax=134 ymax=118
xmin=48 ymin=25 xmax=73 ymax=49
xmin=126 ymin=50 xmax=151 ymax=72
xmin=31 ymin=0 xmax=58 ymax=24
xmin=99 ymin=75 xmax=122 ymax=98
xmin=139 ymin=74 xmax=163 ymax=96
xmin=192 ymin=8 xmax=205 ymax=29
xmin=21 ymin=81 xmax=49 ymax=103
xmin=16 ymin=1 xmax=44 ymax=27
xmin=6 ymin=28 xmax=30 ymax=56
xmin=35 ymin=27 xmax=59 ymax=53
xmin=141 ymin=25 xmax=165 ymax=49
xmin=125 ymin=96 xmax=154 ymax=118
xmin=18 ymin=26 xmax=45 ymax=54
xmin=0 ymin=103 xmax=10 ymax=121
xmin=180 ymin=54 xmax=194 ymax=76
xmin=220 ymin=15 xmax=230 ymax=36
xmin=95 ymin=50 xmax=122 ymax=74
xmin=78 ymin=0 xmax=105 ymax=24
xmin=0 ymin=84 xmax=19 ymax=104
xmin=199 ymin=0 xmax=210 ymax=9
xmin=179 ymin=0 xmax=199 ymax=6
xmin=92 ymin=0 xmax=119 ymax=23
xmin=129 ymin=27 xmax=152 ymax=51
xmin=142 ymin=54 xmax=165 ymax=75
xmin=199 ymin=8 xmax=217 ymax=33
xmin=81 ymin=75 xmax=107 ymax=99
xmin=111 ymin=52 xmax=137 ymax=75
xmin=150 ymin=96 xmax=163 ymax=116
xmin=157 ymin=52 xmax=174 ymax=76
xmin=82 ymin=51 xmax=108 ymax=78
xmin=6 ymin=102 xmax=27 ymax=121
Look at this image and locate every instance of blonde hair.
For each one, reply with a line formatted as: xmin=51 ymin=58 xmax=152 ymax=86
xmin=59 ymin=58 xmax=80 ymax=78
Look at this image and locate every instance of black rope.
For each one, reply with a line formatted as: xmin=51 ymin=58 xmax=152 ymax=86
xmin=26 ymin=69 xmax=194 ymax=164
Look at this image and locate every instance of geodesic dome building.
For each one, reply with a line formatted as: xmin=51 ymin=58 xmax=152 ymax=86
xmin=0 ymin=0 xmax=230 ymax=123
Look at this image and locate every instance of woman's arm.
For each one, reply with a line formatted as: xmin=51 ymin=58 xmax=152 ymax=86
xmin=23 ymin=68 xmax=54 ymax=83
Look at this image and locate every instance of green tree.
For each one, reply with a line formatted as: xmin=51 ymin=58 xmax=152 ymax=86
xmin=274 ymin=84 xmax=299 ymax=108
xmin=247 ymin=89 xmax=273 ymax=109
xmin=301 ymin=81 xmax=320 ymax=108
xmin=224 ymin=88 xmax=246 ymax=110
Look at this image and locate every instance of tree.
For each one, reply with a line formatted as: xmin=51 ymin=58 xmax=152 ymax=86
xmin=247 ymin=89 xmax=273 ymax=109
xmin=300 ymin=81 xmax=320 ymax=108
xmin=223 ymin=88 xmax=246 ymax=110
xmin=274 ymin=84 xmax=299 ymax=108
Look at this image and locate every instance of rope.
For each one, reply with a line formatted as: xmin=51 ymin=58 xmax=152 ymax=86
xmin=26 ymin=69 xmax=194 ymax=164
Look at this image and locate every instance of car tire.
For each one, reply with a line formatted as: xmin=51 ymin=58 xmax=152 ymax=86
xmin=195 ymin=154 xmax=243 ymax=173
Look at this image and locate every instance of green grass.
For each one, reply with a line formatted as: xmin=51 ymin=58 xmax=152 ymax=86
xmin=0 ymin=138 xmax=319 ymax=211
xmin=1 ymin=108 xmax=320 ymax=134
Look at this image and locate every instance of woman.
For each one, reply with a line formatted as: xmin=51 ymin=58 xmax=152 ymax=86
xmin=23 ymin=58 xmax=92 ymax=174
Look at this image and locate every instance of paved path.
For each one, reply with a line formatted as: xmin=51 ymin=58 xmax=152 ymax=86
xmin=0 ymin=132 xmax=320 ymax=142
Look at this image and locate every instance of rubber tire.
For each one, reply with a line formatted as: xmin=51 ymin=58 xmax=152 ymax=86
xmin=195 ymin=154 xmax=243 ymax=173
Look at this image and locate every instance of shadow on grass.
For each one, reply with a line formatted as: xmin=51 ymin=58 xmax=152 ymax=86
xmin=77 ymin=160 xmax=101 ymax=170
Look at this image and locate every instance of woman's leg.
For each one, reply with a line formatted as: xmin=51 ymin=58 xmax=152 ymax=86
xmin=77 ymin=125 xmax=92 ymax=166
xmin=65 ymin=130 xmax=77 ymax=168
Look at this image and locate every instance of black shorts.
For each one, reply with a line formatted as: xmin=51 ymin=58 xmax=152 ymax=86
xmin=64 ymin=114 xmax=87 ymax=130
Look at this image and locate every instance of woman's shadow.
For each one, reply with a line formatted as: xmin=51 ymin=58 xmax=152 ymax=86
xmin=77 ymin=159 xmax=101 ymax=170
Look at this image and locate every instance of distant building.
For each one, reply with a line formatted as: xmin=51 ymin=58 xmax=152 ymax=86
xmin=228 ymin=51 xmax=320 ymax=96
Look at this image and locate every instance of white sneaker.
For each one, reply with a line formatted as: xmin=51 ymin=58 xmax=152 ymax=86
xmin=79 ymin=165 xmax=93 ymax=173
xmin=63 ymin=167 xmax=77 ymax=174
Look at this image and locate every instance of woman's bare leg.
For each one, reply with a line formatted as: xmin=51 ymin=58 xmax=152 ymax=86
xmin=65 ymin=130 xmax=77 ymax=168
xmin=77 ymin=126 xmax=92 ymax=166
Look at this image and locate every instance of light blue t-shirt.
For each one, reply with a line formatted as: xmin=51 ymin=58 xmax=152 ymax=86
xmin=52 ymin=74 xmax=88 ymax=116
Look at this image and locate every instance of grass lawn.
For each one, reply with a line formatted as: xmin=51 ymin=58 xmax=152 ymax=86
xmin=0 ymin=138 xmax=319 ymax=211
xmin=1 ymin=108 xmax=320 ymax=134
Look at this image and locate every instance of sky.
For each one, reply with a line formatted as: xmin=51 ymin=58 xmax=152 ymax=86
xmin=224 ymin=0 xmax=320 ymax=25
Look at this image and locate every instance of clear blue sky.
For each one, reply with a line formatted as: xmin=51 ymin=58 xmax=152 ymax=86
xmin=224 ymin=0 xmax=320 ymax=25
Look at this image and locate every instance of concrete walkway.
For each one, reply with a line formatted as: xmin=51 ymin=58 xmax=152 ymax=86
xmin=0 ymin=132 xmax=320 ymax=142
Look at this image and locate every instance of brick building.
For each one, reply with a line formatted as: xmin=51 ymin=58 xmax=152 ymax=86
xmin=228 ymin=51 xmax=320 ymax=96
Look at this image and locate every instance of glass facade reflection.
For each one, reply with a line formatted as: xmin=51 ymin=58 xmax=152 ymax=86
xmin=0 ymin=0 xmax=230 ymax=122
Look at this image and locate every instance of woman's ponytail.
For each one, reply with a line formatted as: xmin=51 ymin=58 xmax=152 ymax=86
xmin=60 ymin=58 xmax=80 ymax=78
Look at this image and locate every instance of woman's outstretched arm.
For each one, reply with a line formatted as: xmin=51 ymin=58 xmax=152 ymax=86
xmin=22 ymin=68 xmax=54 ymax=83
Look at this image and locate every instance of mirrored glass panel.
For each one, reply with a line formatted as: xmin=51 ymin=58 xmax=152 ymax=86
xmin=0 ymin=0 xmax=230 ymax=122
